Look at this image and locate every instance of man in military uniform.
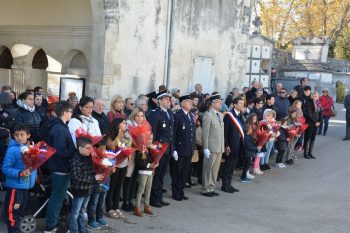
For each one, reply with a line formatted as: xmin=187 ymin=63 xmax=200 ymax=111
xmin=148 ymin=90 xmax=174 ymax=207
xmin=171 ymin=94 xmax=196 ymax=201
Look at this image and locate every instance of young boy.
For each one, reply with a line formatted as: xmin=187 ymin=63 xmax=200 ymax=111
xmin=2 ymin=123 xmax=37 ymax=233
xmin=69 ymin=136 xmax=104 ymax=233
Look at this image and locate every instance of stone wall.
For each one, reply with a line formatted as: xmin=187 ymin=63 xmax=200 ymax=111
xmin=328 ymin=58 xmax=350 ymax=73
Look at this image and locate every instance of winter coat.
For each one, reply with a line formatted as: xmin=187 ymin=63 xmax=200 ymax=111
xmin=70 ymin=152 xmax=95 ymax=197
xmin=274 ymin=97 xmax=290 ymax=121
xmin=47 ymin=118 xmax=75 ymax=173
xmin=135 ymin=150 xmax=153 ymax=175
xmin=107 ymin=110 xmax=126 ymax=123
xmin=14 ymin=107 xmax=42 ymax=143
xmin=276 ymin=127 xmax=289 ymax=151
xmin=244 ymin=134 xmax=258 ymax=158
xmin=68 ymin=115 xmax=102 ymax=147
xmin=252 ymin=107 xmax=264 ymax=121
xmin=246 ymin=87 xmax=258 ymax=101
xmin=320 ymin=95 xmax=333 ymax=118
xmin=302 ymin=95 xmax=323 ymax=125
xmin=2 ymin=139 xmax=37 ymax=189
xmin=92 ymin=111 xmax=109 ymax=135
xmin=35 ymin=105 xmax=47 ymax=121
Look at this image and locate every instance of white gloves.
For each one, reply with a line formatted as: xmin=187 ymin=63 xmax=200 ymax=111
xmin=172 ymin=151 xmax=178 ymax=161
xmin=203 ymin=149 xmax=211 ymax=159
xmin=20 ymin=145 xmax=29 ymax=155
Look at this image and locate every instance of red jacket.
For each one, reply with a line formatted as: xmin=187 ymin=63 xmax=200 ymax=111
xmin=320 ymin=95 xmax=333 ymax=117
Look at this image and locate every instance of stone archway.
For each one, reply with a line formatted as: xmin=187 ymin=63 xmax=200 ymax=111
xmin=0 ymin=46 xmax=13 ymax=85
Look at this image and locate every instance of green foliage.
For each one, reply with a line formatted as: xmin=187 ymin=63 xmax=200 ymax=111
xmin=335 ymin=28 xmax=350 ymax=60
xmin=336 ymin=81 xmax=346 ymax=103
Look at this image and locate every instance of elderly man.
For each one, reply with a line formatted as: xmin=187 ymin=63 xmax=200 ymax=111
xmin=124 ymin=97 xmax=135 ymax=117
xmin=274 ymin=83 xmax=283 ymax=96
xmin=246 ymin=81 xmax=259 ymax=101
xmin=191 ymin=84 xmax=204 ymax=104
xmin=92 ymin=98 xmax=109 ymax=135
xmin=344 ymin=92 xmax=350 ymax=140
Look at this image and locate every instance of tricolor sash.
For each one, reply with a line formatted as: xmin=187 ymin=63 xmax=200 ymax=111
xmin=225 ymin=112 xmax=245 ymax=139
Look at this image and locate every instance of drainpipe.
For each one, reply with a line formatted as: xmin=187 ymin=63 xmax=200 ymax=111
xmin=163 ymin=0 xmax=173 ymax=87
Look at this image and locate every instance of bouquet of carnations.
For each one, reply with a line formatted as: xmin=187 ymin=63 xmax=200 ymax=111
xmin=271 ymin=120 xmax=281 ymax=132
xmin=75 ymin=128 xmax=104 ymax=145
xmin=128 ymin=121 xmax=153 ymax=151
xmin=297 ymin=123 xmax=309 ymax=135
xmin=21 ymin=141 xmax=56 ymax=172
xmin=149 ymin=141 xmax=169 ymax=163
xmin=286 ymin=127 xmax=298 ymax=143
xmin=91 ymin=148 xmax=120 ymax=183
xmin=256 ymin=122 xmax=271 ymax=148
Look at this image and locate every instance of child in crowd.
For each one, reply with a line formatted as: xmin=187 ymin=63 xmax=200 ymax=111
xmin=287 ymin=108 xmax=300 ymax=162
xmin=69 ymin=136 xmax=104 ymax=233
xmin=134 ymin=138 xmax=159 ymax=217
xmin=2 ymin=123 xmax=37 ymax=233
xmin=275 ymin=118 xmax=289 ymax=168
xmin=87 ymin=137 xmax=109 ymax=229
xmin=246 ymin=113 xmax=263 ymax=175
xmin=241 ymin=124 xmax=261 ymax=183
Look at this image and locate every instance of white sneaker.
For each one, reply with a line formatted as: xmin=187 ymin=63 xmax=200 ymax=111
xmin=275 ymin=163 xmax=283 ymax=168
xmin=280 ymin=163 xmax=286 ymax=168
xmin=246 ymin=171 xmax=255 ymax=179
xmin=253 ymin=169 xmax=263 ymax=175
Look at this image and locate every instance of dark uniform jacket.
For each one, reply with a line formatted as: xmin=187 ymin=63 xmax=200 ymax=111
xmin=223 ymin=109 xmax=244 ymax=155
xmin=173 ymin=109 xmax=196 ymax=157
xmin=148 ymin=107 xmax=174 ymax=155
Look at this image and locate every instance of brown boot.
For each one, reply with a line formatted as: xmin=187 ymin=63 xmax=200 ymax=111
xmin=134 ymin=207 xmax=143 ymax=217
xmin=144 ymin=205 xmax=153 ymax=215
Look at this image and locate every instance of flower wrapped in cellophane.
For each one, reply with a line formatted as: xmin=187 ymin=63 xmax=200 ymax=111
xmin=21 ymin=141 xmax=56 ymax=172
xmin=75 ymin=128 xmax=104 ymax=145
xmin=91 ymin=148 xmax=120 ymax=183
xmin=128 ymin=121 xmax=153 ymax=151
xmin=256 ymin=122 xmax=271 ymax=148
xmin=286 ymin=127 xmax=298 ymax=143
xmin=149 ymin=141 xmax=169 ymax=163
xmin=115 ymin=147 xmax=136 ymax=167
xmin=297 ymin=123 xmax=309 ymax=135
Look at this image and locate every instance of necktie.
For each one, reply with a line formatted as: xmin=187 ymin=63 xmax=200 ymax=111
xmin=216 ymin=112 xmax=221 ymax=125
xmin=166 ymin=110 xmax=170 ymax=120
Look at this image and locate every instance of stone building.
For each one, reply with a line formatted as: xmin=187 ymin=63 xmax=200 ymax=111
xmin=0 ymin=0 xmax=254 ymax=101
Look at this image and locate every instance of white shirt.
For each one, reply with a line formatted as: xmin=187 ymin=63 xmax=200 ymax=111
xmin=68 ymin=115 xmax=101 ymax=147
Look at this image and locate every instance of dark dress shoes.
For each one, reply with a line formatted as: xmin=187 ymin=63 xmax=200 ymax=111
xmin=211 ymin=192 xmax=220 ymax=196
xmin=162 ymin=189 xmax=167 ymax=193
xmin=232 ymin=188 xmax=240 ymax=192
xmin=201 ymin=192 xmax=213 ymax=197
xmin=172 ymin=196 xmax=183 ymax=201
xmin=161 ymin=201 xmax=170 ymax=206
xmin=309 ymin=154 xmax=316 ymax=159
xmin=342 ymin=137 xmax=350 ymax=141
xmin=304 ymin=154 xmax=311 ymax=159
xmin=183 ymin=196 xmax=189 ymax=200
xmin=221 ymin=187 xmax=234 ymax=193
xmin=150 ymin=202 xmax=163 ymax=208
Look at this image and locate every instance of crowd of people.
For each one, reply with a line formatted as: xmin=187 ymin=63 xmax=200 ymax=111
xmin=0 ymin=78 xmax=345 ymax=233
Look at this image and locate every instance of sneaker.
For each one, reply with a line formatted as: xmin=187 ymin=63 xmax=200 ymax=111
xmin=292 ymin=155 xmax=297 ymax=161
xmin=246 ymin=171 xmax=255 ymax=179
xmin=240 ymin=177 xmax=252 ymax=183
xmin=275 ymin=163 xmax=283 ymax=168
xmin=97 ymin=218 xmax=108 ymax=227
xmin=280 ymin=163 xmax=287 ymax=168
xmin=253 ymin=169 xmax=263 ymax=175
xmin=87 ymin=221 xmax=100 ymax=230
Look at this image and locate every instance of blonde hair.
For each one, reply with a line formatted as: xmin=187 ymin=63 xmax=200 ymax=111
xmin=263 ymin=109 xmax=276 ymax=119
xmin=127 ymin=107 xmax=144 ymax=122
xmin=291 ymin=100 xmax=302 ymax=109
xmin=109 ymin=95 xmax=125 ymax=115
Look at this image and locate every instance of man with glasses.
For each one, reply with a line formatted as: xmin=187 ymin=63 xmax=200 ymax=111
xmin=274 ymin=87 xmax=290 ymax=121
xmin=124 ymin=97 xmax=135 ymax=117
xmin=45 ymin=101 xmax=75 ymax=233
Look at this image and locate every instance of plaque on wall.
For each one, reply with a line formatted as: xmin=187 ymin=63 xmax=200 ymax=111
xmin=59 ymin=77 xmax=85 ymax=101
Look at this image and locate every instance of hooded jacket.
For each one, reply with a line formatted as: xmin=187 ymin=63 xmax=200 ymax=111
xmin=2 ymin=139 xmax=37 ymax=189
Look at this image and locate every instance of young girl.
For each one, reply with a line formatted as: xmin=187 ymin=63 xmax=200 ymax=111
xmin=275 ymin=118 xmax=288 ymax=168
xmin=242 ymin=124 xmax=261 ymax=183
xmin=134 ymin=136 xmax=159 ymax=217
xmin=287 ymin=108 xmax=299 ymax=162
xmin=246 ymin=113 xmax=262 ymax=176
xmin=291 ymin=100 xmax=304 ymax=152
xmin=105 ymin=118 xmax=132 ymax=219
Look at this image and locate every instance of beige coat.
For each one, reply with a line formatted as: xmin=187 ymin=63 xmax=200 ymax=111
xmin=201 ymin=109 xmax=225 ymax=154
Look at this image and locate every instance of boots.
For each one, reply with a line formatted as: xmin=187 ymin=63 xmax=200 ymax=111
xmin=308 ymin=140 xmax=316 ymax=159
xmin=134 ymin=207 xmax=143 ymax=217
xmin=144 ymin=205 xmax=153 ymax=215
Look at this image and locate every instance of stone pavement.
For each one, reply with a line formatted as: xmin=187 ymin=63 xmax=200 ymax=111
xmin=2 ymin=104 xmax=349 ymax=233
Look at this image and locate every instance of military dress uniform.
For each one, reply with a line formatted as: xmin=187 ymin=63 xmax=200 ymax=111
xmin=148 ymin=90 xmax=174 ymax=207
xmin=171 ymin=95 xmax=196 ymax=201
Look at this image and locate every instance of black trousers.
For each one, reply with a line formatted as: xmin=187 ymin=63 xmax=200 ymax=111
xmin=151 ymin=152 xmax=171 ymax=203
xmin=303 ymin=125 xmax=318 ymax=156
xmin=346 ymin=118 xmax=350 ymax=138
xmin=221 ymin=152 xmax=239 ymax=189
xmin=122 ymin=169 xmax=137 ymax=206
xmin=106 ymin=166 xmax=127 ymax=211
xmin=4 ymin=188 xmax=28 ymax=233
xmin=276 ymin=150 xmax=287 ymax=163
xmin=195 ymin=147 xmax=203 ymax=184
xmin=170 ymin=156 xmax=191 ymax=199
xmin=240 ymin=156 xmax=252 ymax=179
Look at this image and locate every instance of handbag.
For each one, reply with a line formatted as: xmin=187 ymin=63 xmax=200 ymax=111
xmin=330 ymin=104 xmax=337 ymax=117
xmin=191 ymin=150 xmax=199 ymax=162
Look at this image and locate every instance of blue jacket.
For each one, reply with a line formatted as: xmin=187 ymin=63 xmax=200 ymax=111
xmin=2 ymin=139 xmax=37 ymax=189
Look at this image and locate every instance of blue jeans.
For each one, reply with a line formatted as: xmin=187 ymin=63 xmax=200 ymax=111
xmin=319 ymin=117 xmax=330 ymax=134
xmin=87 ymin=185 xmax=107 ymax=222
xmin=261 ymin=141 xmax=274 ymax=165
xmin=45 ymin=173 xmax=70 ymax=228
xmin=69 ymin=196 xmax=90 ymax=233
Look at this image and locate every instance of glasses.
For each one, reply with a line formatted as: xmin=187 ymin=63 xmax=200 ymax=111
xmin=259 ymin=102 xmax=264 ymax=104
xmin=322 ymin=91 xmax=328 ymax=93
xmin=130 ymin=103 xmax=135 ymax=105
xmin=279 ymin=92 xmax=286 ymax=94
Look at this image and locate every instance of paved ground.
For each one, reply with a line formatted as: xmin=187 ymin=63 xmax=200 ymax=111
xmin=3 ymin=104 xmax=350 ymax=233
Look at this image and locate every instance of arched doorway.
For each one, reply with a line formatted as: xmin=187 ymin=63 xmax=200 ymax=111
xmin=0 ymin=46 xmax=13 ymax=85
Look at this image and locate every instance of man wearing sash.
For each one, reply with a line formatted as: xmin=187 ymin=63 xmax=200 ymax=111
xmin=222 ymin=97 xmax=245 ymax=193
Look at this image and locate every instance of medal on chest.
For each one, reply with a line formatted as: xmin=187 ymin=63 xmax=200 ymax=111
xmin=182 ymin=123 xmax=186 ymax=130
xmin=163 ymin=121 xmax=166 ymax=128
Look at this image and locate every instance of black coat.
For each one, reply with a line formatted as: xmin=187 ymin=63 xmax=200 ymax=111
xmin=148 ymin=107 xmax=174 ymax=155
xmin=344 ymin=94 xmax=350 ymax=121
xmin=35 ymin=105 xmax=47 ymax=121
xmin=173 ymin=109 xmax=196 ymax=157
xmin=224 ymin=110 xmax=244 ymax=155
xmin=92 ymin=111 xmax=109 ymax=135
xmin=244 ymin=134 xmax=258 ymax=158
xmin=302 ymin=96 xmax=322 ymax=125
xmin=276 ymin=127 xmax=289 ymax=151
xmin=14 ymin=107 xmax=42 ymax=143
xmin=246 ymin=87 xmax=258 ymax=101
xmin=252 ymin=107 xmax=264 ymax=121
xmin=135 ymin=150 xmax=153 ymax=172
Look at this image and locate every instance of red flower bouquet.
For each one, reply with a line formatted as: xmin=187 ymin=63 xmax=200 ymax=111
xmin=21 ymin=141 xmax=56 ymax=172
xmin=286 ymin=127 xmax=298 ymax=143
xmin=75 ymin=128 xmax=104 ymax=145
xmin=256 ymin=122 xmax=271 ymax=147
xmin=91 ymin=150 xmax=116 ymax=183
xmin=115 ymin=147 xmax=136 ymax=167
xmin=149 ymin=141 xmax=169 ymax=163
xmin=297 ymin=123 xmax=309 ymax=135
xmin=271 ymin=120 xmax=281 ymax=132
xmin=128 ymin=121 xmax=153 ymax=151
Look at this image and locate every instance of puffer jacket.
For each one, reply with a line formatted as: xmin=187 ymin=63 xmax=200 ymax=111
xmin=2 ymin=139 xmax=37 ymax=189
xmin=14 ymin=107 xmax=41 ymax=143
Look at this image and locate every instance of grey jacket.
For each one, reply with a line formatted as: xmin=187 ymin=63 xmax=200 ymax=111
xmin=201 ymin=109 xmax=225 ymax=154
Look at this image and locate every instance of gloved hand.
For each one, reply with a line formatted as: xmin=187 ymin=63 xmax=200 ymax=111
xmin=172 ymin=151 xmax=178 ymax=161
xmin=203 ymin=149 xmax=211 ymax=159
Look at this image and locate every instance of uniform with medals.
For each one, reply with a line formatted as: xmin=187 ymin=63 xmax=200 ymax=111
xmin=148 ymin=90 xmax=174 ymax=207
xmin=170 ymin=95 xmax=196 ymax=201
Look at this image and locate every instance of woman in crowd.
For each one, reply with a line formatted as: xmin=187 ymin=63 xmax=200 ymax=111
xmin=107 ymin=95 xmax=127 ymax=123
xmin=106 ymin=118 xmax=132 ymax=219
xmin=318 ymin=88 xmax=333 ymax=136
xmin=288 ymin=89 xmax=298 ymax=105
xmin=14 ymin=91 xmax=42 ymax=143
